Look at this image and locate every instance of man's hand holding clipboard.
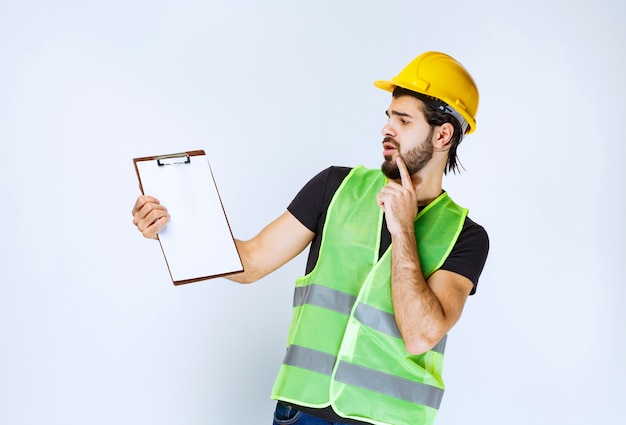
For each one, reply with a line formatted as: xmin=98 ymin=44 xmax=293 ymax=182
xmin=132 ymin=195 xmax=169 ymax=239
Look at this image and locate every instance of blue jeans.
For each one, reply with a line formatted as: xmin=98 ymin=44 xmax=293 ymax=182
xmin=272 ymin=402 xmax=355 ymax=425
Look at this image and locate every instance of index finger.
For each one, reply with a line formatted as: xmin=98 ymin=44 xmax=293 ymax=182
xmin=396 ymin=157 xmax=412 ymax=189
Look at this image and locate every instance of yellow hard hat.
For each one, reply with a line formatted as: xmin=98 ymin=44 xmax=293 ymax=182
xmin=374 ymin=51 xmax=479 ymax=134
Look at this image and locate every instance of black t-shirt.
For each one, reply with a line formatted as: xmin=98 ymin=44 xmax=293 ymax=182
xmin=288 ymin=166 xmax=489 ymax=294
xmin=281 ymin=166 xmax=489 ymax=424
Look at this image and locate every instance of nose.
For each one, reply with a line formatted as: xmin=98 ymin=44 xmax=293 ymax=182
xmin=382 ymin=121 xmax=396 ymax=137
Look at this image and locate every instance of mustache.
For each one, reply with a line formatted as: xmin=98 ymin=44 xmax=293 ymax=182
xmin=382 ymin=137 xmax=399 ymax=148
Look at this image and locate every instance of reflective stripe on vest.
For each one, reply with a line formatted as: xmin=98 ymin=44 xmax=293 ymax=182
xmin=293 ymin=284 xmax=356 ymax=315
xmin=284 ymin=344 xmax=446 ymax=409
xmin=294 ymin=284 xmax=447 ymax=354
xmin=335 ymin=361 xmax=445 ymax=410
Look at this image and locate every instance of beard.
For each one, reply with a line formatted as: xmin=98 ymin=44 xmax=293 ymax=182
xmin=381 ymin=128 xmax=434 ymax=180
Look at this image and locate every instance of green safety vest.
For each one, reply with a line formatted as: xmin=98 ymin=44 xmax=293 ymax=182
xmin=271 ymin=166 xmax=468 ymax=425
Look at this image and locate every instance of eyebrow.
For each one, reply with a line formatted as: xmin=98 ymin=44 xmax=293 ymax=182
xmin=385 ymin=109 xmax=413 ymax=119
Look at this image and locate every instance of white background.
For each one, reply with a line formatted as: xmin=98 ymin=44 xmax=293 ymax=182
xmin=1 ymin=1 xmax=624 ymax=424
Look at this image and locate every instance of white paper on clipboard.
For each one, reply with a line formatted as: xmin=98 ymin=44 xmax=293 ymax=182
xmin=133 ymin=150 xmax=243 ymax=285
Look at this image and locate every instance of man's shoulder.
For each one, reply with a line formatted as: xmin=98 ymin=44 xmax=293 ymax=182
xmin=462 ymin=215 xmax=489 ymax=244
xmin=308 ymin=166 xmax=353 ymax=194
xmin=323 ymin=165 xmax=353 ymax=181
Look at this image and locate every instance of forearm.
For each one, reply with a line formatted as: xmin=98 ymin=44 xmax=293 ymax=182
xmin=224 ymin=238 xmax=275 ymax=284
xmin=391 ymin=231 xmax=447 ymax=354
xmin=225 ymin=212 xmax=316 ymax=284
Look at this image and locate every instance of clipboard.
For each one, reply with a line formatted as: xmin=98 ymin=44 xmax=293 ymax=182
xmin=133 ymin=150 xmax=244 ymax=285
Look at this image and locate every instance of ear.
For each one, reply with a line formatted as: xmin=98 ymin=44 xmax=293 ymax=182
xmin=433 ymin=122 xmax=454 ymax=149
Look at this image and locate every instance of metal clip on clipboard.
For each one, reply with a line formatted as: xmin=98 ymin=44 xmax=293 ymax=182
xmin=156 ymin=152 xmax=191 ymax=166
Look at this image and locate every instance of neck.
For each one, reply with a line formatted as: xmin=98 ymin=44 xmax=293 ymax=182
xmin=411 ymin=162 xmax=445 ymax=207
xmin=416 ymin=180 xmax=443 ymax=206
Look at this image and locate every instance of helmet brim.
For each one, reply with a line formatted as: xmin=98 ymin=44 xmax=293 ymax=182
xmin=373 ymin=80 xmax=396 ymax=92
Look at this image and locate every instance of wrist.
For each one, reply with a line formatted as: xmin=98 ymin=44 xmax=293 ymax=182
xmin=390 ymin=228 xmax=416 ymax=242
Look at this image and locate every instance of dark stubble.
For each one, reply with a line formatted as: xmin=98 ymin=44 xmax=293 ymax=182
xmin=380 ymin=127 xmax=434 ymax=180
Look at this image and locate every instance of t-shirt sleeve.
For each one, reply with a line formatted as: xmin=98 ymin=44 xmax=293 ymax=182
xmin=440 ymin=217 xmax=489 ymax=295
xmin=287 ymin=166 xmax=352 ymax=233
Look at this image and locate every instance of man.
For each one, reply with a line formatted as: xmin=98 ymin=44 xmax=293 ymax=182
xmin=132 ymin=51 xmax=489 ymax=425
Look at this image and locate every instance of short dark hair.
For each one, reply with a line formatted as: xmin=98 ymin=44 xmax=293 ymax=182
xmin=392 ymin=87 xmax=465 ymax=174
